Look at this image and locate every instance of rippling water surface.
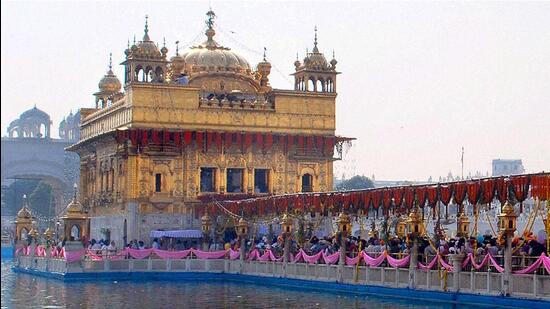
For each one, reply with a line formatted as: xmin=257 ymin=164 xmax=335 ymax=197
xmin=1 ymin=260 xmax=487 ymax=309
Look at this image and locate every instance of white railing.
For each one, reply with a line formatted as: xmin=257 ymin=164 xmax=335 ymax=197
xmin=15 ymin=255 xmax=550 ymax=300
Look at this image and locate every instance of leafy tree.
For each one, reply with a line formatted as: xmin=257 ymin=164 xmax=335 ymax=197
xmin=335 ymin=175 xmax=374 ymax=190
xmin=28 ymin=182 xmax=53 ymax=218
xmin=1 ymin=179 xmax=39 ymax=215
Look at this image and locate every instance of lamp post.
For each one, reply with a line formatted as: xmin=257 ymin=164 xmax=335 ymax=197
xmin=498 ymin=201 xmax=517 ymax=296
xmin=406 ymin=207 xmax=422 ymax=289
xmin=395 ymin=216 xmax=407 ymax=238
xmin=236 ymin=217 xmax=248 ymax=273
xmin=336 ymin=212 xmax=351 ymax=283
xmin=456 ymin=211 xmax=470 ymax=238
xmin=281 ymin=213 xmax=293 ymax=263
xmin=201 ymin=211 xmax=212 ymax=251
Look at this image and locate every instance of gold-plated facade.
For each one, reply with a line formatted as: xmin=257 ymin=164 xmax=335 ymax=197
xmin=68 ymin=11 xmax=344 ymax=243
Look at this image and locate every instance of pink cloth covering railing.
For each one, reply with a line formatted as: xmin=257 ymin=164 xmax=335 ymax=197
xmin=154 ymin=248 xmax=192 ymax=259
xmin=127 ymin=248 xmax=153 ymax=259
xmin=229 ymin=249 xmax=240 ymax=260
xmin=65 ymin=249 xmax=86 ymax=263
xmin=16 ymin=244 xmax=550 ymax=275
xmin=246 ymin=249 xmax=283 ymax=262
xmin=322 ymin=251 xmax=340 ymax=265
xmin=418 ymin=255 xmax=455 ymax=272
xmin=191 ymin=249 xmax=228 ymax=259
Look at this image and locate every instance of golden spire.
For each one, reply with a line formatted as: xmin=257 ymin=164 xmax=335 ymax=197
xmin=263 ymin=47 xmax=267 ymax=61
xmin=175 ymin=40 xmax=179 ymax=56
xmin=205 ymin=9 xmax=217 ymax=45
xmin=108 ymin=53 xmax=113 ymax=71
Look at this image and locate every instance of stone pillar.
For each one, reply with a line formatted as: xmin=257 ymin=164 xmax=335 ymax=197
xmin=30 ymin=239 xmax=36 ymax=258
xmin=450 ymin=253 xmax=464 ymax=292
xmin=283 ymin=235 xmax=290 ymax=278
xmin=408 ymin=239 xmax=418 ymax=289
xmin=127 ymin=202 xmax=139 ymax=241
xmin=239 ymin=237 xmax=246 ymax=274
xmin=502 ymin=237 xmax=512 ymax=296
xmin=338 ymin=236 xmax=346 ymax=283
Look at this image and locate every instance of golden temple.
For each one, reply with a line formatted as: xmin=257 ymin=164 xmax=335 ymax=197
xmin=68 ymin=11 xmax=349 ymax=244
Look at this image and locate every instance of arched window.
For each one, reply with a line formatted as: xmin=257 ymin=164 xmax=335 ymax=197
xmin=308 ymin=78 xmax=315 ymax=92
xmin=71 ymin=224 xmax=81 ymax=241
xmin=327 ymin=78 xmax=334 ymax=92
xmin=302 ymin=173 xmax=313 ymax=192
xmin=136 ymin=67 xmax=145 ymax=82
xmin=316 ymin=78 xmax=324 ymax=92
xmin=155 ymin=67 xmax=164 ymax=82
xmin=146 ymin=66 xmax=154 ymax=82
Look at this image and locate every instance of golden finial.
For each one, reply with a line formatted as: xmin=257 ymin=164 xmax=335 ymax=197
xmin=143 ymin=15 xmax=150 ymax=41
xmin=313 ymin=26 xmax=319 ymax=52
xmin=145 ymin=14 xmax=149 ymax=34
xmin=296 ymin=52 xmax=299 ymax=61
xmin=163 ymin=37 xmax=166 ymax=47
xmin=108 ymin=53 xmax=112 ymax=71
xmin=127 ymin=39 xmax=130 ymax=49
xmin=175 ymin=40 xmax=179 ymax=56
xmin=263 ymin=47 xmax=267 ymax=61
xmin=133 ymin=35 xmax=136 ymax=45
xmin=206 ymin=9 xmax=216 ymax=29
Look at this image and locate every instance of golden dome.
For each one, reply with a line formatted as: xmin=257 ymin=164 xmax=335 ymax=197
xmin=126 ymin=16 xmax=165 ymax=60
xmin=62 ymin=197 xmax=86 ymax=219
xmin=97 ymin=53 xmax=121 ymax=93
xmin=98 ymin=69 xmax=121 ymax=93
xmin=180 ymin=11 xmax=251 ymax=75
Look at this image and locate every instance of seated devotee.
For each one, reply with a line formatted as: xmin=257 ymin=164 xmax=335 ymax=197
xmin=107 ymin=241 xmax=117 ymax=255
xmin=152 ymin=238 xmax=160 ymax=249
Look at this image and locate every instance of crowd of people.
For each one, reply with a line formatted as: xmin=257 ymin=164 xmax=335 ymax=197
xmin=64 ymin=228 xmax=547 ymax=270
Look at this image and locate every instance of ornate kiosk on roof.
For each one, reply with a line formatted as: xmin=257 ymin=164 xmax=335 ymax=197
xmin=68 ymin=10 xmax=351 ymax=246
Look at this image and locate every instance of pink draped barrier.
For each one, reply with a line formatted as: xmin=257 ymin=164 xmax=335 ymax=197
xmin=417 ymin=256 xmax=439 ymax=271
xmin=387 ymin=254 xmax=410 ymax=268
xmin=191 ymin=248 xmax=228 ymax=259
xmin=322 ymin=251 xmax=340 ymax=265
xmin=127 ymin=248 xmax=153 ymax=259
xmin=15 ymin=247 xmax=28 ymax=256
xmin=361 ymin=252 xmax=387 ymax=267
xmin=345 ymin=254 xmax=361 ymax=266
xmin=247 ymin=249 xmax=260 ymax=261
xmin=65 ymin=249 xmax=86 ymax=263
xmin=541 ymin=254 xmax=550 ymax=274
xmin=294 ymin=249 xmax=323 ymax=264
xmin=153 ymin=248 xmax=192 ymax=259
xmin=229 ymin=249 xmax=240 ymax=260
xmin=512 ymin=253 xmax=550 ymax=274
xmin=269 ymin=250 xmax=283 ymax=262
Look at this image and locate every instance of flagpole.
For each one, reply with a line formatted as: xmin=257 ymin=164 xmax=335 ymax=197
xmin=461 ymin=147 xmax=464 ymax=180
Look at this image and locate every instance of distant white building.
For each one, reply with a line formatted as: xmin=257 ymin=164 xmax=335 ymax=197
xmin=492 ymin=159 xmax=525 ymax=176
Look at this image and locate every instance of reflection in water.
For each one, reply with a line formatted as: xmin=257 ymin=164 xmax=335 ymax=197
xmin=2 ymin=260 xmax=481 ymax=309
